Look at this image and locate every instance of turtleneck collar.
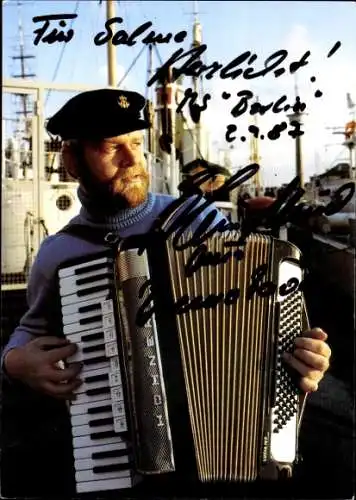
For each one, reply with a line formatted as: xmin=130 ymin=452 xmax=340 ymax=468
xmin=77 ymin=184 xmax=156 ymax=231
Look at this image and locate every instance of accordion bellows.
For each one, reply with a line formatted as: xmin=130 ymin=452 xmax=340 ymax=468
xmin=116 ymin=231 xmax=308 ymax=483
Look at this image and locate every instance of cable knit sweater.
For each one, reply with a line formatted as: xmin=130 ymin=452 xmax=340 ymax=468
xmin=2 ymin=187 xmax=225 ymax=365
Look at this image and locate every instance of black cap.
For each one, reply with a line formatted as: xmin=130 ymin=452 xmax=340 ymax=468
xmin=46 ymin=89 xmax=149 ymax=140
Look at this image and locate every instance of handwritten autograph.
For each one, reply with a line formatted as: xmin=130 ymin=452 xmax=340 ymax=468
xmin=129 ymin=164 xmax=354 ymax=326
xmin=32 ymin=14 xmax=342 ymax=142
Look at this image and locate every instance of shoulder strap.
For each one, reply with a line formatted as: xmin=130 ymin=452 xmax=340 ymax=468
xmin=58 ymin=223 xmax=118 ymax=247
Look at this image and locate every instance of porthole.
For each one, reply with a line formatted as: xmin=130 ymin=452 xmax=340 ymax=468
xmin=56 ymin=194 xmax=72 ymax=211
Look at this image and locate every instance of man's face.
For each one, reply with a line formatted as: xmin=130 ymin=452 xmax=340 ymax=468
xmin=82 ymin=130 xmax=149 ymax=208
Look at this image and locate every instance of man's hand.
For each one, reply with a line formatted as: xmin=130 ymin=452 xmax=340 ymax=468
xmin=4 ymin=336 xmax=83 ymax=400
xmin=283 ymin=327 xmax=331 ymax=393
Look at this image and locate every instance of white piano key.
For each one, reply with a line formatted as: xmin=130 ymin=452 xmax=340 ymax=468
xmin=61 ymin=288 xmax=109 ymax=306
xmin=103 ymin=313 xmax=115 ymax=329
xmin=76 ymin=378 xmax=122 ymax=397
xmin=67 ymin=342 xmax=106 ymax=363
xmin=62 ymin=297 xmax=105 ymax=316
xmin=72 ymin=422 xmax=116 ymax=438
xmin=65 ymin=327 xmax=106 ymax=345
xmin=111 ymin=386 xmax=125 ymax=402
xmin=109 ymin=371 xmax=122 ymax=387
xmin=64 ymin=318 xmax=104 ymax=335
xmin=70 ymin=398 xmax=113 ymax=416
xmin=112 ymin=399 xmax=126 ymax=417
xmin=62 ymin=309 xmax=102 ymax=326
xmin=104 ymin=327 xmax=117 ymax=343
xmin=76 ymin=467 xmax=131 ymax=483
xmin=80 ymin=359 xmax=110 ymax=373
xmin=77 ymin=366 xmax=109 ymax=381
xmin=110 ymin=356 xmax=122 ymax=373
xmin=73 ymin=440 xmax=129 ymax=460
xmin=113 ymin=417 xmax=127 ymax=433
xmin=73 ymin=433 xmax=126 ymax=449
xmin=64 ymin=311 xmax=116 ymax=335
xmin=101 ymin=299 xmax=114 ymax=314
xmin=74 ymin=376 xmax=109 ymax=395
xmin=72 ymin=389 xmax=111 ymax=405
xmin=59 ymin=267 xmax=112 ymax=289
xmin=105 ymin=341 xmax=118 ymax=357
xmin=75 ymin=454 xmax=130 ymax=472
xmin=75 ymin=371 xmax=122 ymax=395
xmin=72 ymin=410 xmax=113 ymax=427
xmin=76 ymin=476 xmax=135 ymax=493
xmin=79 ymin=366 xmax=120 ymax=382
xmin=60 ymin=277 xmax=113 ymax=297
xmin=59 ymin=256 xmax=113 ymax=278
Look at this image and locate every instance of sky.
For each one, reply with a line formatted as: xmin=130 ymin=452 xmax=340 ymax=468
xmin=3 ymin=0 xmax=356 ymax=186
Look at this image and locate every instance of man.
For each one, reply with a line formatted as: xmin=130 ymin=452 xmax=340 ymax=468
xmin=2 ymin=89 xmax=331 ymax=494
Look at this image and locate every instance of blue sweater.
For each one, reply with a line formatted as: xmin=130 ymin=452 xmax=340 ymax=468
xmin=2 ymin=189 xmax=225 ymax=366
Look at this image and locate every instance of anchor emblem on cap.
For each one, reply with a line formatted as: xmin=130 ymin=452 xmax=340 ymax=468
xmin=118 ymin=95 xmax=130 ymax=109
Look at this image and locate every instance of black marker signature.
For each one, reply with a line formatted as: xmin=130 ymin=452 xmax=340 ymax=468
xmin=93 ymin=17 xmax=187 ymax=46
xmin=176 ymin=88 xmax=212 ymax=124
xmin=184 ymin=244 xmax=245 ymax=278
xmin=133 ymin=166 xmax=354 ymax=328
xmin=147 ymin=45 xmax=311 ymax=87
xmin=32 ymin=14 xmax=77 ymax=45
xmin=136 ymin=263 xmax=302 ymax=326
xmin=141 ymin=163 xmax=355 ymax=264
xmin=225 ymin=119 xmax=305 ymax=144
xmin=229 ymin=91 xmax=306 ymax=119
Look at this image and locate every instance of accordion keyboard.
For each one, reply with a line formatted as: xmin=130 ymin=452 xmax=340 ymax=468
xmin=58 ymin=255 xmax=137 ymax=493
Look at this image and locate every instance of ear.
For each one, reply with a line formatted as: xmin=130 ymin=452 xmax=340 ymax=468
xmin=61 ymin=141 xmax=80 ymax=180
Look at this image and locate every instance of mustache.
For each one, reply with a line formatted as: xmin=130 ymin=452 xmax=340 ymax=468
xmin=111 ymin=166 xmax=148 ymax=182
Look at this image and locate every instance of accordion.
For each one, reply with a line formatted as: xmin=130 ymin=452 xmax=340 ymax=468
xmin=58 ymin=229 xmax=309 ymax=494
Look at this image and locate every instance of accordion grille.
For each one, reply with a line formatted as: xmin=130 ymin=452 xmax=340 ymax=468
xmin=165 ymin=232 xmax=276 ymax=482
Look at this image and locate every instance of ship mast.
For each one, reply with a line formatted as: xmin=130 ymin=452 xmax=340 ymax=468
xmin=106 ymin=0 xmax=117 ymax=86
xmin=12 ymin=1 xmax=35 ymax=136
xmin=192 ymin=0 xmax=202 ymax=159
xmin=249 ymin=96 xmax=262 ymax=196
xmin=287 ymin=78 xmax=305 ymax=189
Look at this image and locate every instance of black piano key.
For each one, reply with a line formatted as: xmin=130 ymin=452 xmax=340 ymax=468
xmin=76 ymin=273 xmax=112 ymax=286
xmin=77 ymin=285 xmax=111 ymax=297
xmin=92 ymin=448 xmax=130 ymax=459
xmin=80 ymin=315 xmax=103 ymax=326
xmin=83 ymin=355 xmax=107 ymax=366
xmin=89 ymin=417 xmax=113 ymax=427
xmin=84 ymin=373 xmax=108 ymax=383
xmin=86 ymin=387 xmax=111 ymax=396
xmin=83 ymin=344 xmax=105 ymax=354
xmin=90 ymin=430 xmax=118 ymax=440
xmin=81 ymin=331 xmax=104 ymax=342
xmin=93 ymin=463 xmax=131 ymax=474
xmin=75 ymin=262 xmax=112 ymax=276
xmin=88 ymin=404 xmax=112 ymax=415
xmin=79 ymin=303 xmax=102 ymax=314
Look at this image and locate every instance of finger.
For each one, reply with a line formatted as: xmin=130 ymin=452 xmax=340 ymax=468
xmin=293 ymin=348 xmax=330 ymax=373
xmin=33 ymin=336 xmax=70 ymax=348
xmin=299 ymin=376 xmax=319 ymax=393
xmin=42 ymin=378 xmax=82 ymax=399
xmin=301 ymin=327 xmax=328 ymax=341
xmin=45 ymin=343 xmax=78 ymax=363
xmin=294 ymin=337 xmax=331 ymax=358
xmin=48 ymin=362 xmax=83 ymax=382
xmin=283 ymin=351 xmax=321 ymax=380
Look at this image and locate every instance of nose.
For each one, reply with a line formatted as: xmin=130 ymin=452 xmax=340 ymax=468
xmin=120 ymin=144 xmax=136 ymax=168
